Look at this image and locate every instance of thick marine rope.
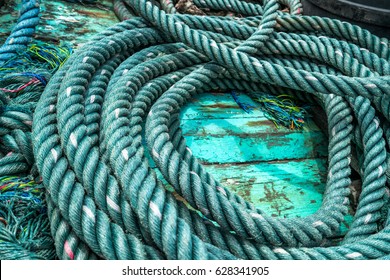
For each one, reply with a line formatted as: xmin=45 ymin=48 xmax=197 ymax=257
xmin=113 ymin=0 xmax=135 ymax=20
xmin=32 ymin=0 xmax=390 ymax=259
xmin=0 ymin=0 xmax=40 ymax=64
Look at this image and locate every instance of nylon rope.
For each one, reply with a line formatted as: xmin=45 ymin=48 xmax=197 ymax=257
xmin=27 ymin=0 xmax=390 ymax=259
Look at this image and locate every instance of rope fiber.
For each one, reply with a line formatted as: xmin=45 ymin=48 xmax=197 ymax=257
xmin=13 ymin=0 xmax=390 ymax=259
xmin=0 ymin=0 xmax=73 ymax=260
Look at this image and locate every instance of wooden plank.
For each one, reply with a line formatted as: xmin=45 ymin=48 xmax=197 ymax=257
xmin=181 ymin=92 xmax=267 ymax=120
xmin=204 ymin=159 xmax=327 ymax=218
xmin=0 ymin=0 xmax=20 ymax=44
xmin=180 ymin=92 xmax=328 ymax=163
xmin=145 ymin=92 xmax=330 ymax=218
xmin=147 ymin=91 xmax=330 ymax=219
xmin=0 ymin=0 xmax=118 ymax=47
xmin=182 ymin=128 xmax=327 ymax=163
xmin=36 ymin=0 xmax=118 ymax=47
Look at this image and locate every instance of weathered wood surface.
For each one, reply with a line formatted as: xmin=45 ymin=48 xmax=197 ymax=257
xmin=179 ymin=92 xmax=329 ymax=219
xmin=179 ymin=92 xmax=352 ymax=233
xmin=0 ymin=0 xmax=118 ymax=47
xmin=181 ymin=93 xmax=327 ymax=163
xmin=1 ymin=0 xmax=351 ymax=233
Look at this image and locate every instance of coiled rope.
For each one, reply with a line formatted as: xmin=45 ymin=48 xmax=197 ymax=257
xmin=32 ymin=0 xmax=390 ymax=259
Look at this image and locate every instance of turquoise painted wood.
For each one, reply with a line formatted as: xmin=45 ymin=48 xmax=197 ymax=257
xmin=36 ymin=0 xmax=118 ymax=47
xmin=204 ymin=159 xmax=327 ymax=218
xmin=0 ymin=0 xmax=118 ymax=47
xmin=177 ymin=92 xmax=352 ymax=234
xmin=1 ymin=0 xmax=352 ymax=234
xmin=180 ymin=92 xmax=327 ymax=163
xmin=178 ymin=92 xmax=328 ymax=218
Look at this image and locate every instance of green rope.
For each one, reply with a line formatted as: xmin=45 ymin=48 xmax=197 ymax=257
xmin=30 ymin=0 xmax=390 ymax=259
xmin=113 ymin=0 xmax=136 ymax=20
xmin=0 ymin=1 xmax=73 ymax=260
xmin=0 ymin=0 xmax=40 ymax=63
xmin=0 ymin=43 xmax=72 ymax=177
xmin=161 ymin=0 xmax=177 ymax=14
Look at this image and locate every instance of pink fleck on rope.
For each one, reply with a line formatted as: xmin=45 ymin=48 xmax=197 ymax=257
xmin=64 ymin=240 xmax=74 ymax=260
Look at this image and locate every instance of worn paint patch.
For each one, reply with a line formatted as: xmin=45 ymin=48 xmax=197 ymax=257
xmin=180 ymin=92 xmax=327 ymax=163
xmin=206 ymin=159 xmax=327 ymax=217
xmin=43 ymin=0 xmax=117 ymax=46
xmin=141 ymin=92 xmax=330 ymax=220
xmin=258 ymin=183 xmax=294 ymax=217
xmin=182 ymin=132 xmax=327 ymax=163
xmin=0 ymin=0 xmax=20 ymax=44
xmin=1 ymin=0 xmax=118 ymax=47
xmin=224 ymin=177 xmax=255 ymax=203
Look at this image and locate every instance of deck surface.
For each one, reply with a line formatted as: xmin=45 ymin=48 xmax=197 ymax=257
xmin=0 ymin=0 xmax=117 ymax=47
xmin=1 ymin=0 xmax=350 ymax=233
xmin=180 ymin=92 xmax=328 ymax=219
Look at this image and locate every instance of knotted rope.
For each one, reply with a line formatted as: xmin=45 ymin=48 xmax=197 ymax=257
xmin=31 ymin=0 xmax=390 ymax=259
